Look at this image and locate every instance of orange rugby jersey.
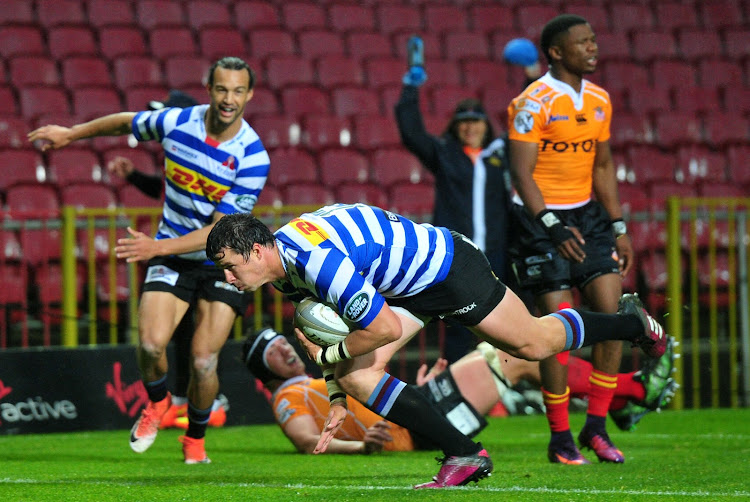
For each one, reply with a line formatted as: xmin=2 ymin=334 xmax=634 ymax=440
xmin=272 ymin=376 xmax=415 ymax=451
xmin=507 ymin=73 xmax=612 ymax=207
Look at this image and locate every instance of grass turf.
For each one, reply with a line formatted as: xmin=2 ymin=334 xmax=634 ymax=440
xmin=1 ymin=408 xmax=748 ymax=501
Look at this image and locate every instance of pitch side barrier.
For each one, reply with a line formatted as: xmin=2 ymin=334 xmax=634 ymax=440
xmin=665 ymin=196 xmax=750 ymax=410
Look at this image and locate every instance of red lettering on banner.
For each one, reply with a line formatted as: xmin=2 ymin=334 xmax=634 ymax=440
xmin=0 ymin=379 xmax=12 ymax=424
xmin=105 ymin=362 xmax=148 ymax=417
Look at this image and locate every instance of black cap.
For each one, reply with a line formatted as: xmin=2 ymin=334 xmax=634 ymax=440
xmin=147 ymin=89 xmax=199 ymax=111
xmin=242 ymin=328 xmax=285 ymax=384
xmin=451 ymin=98 xmax=488 ymax=122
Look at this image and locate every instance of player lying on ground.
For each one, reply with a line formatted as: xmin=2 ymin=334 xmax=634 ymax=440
xmin=243 ymin=328 xmax=677 ymax=454
xmin=206 ymin=203 xmax=667 ymax=488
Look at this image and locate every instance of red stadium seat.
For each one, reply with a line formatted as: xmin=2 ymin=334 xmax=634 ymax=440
xmin=388 ymin=183 xmax=434 ymax=221
xmin=653 ymin=112 xmax=703 ymax=148
xmin=673 ymin=87 xmax=720 ymax=114
xmin=36 ymin=0 xmax=86 ymax=27
xmin=47 ymin=26 xmax=97 ymax=59
xmin=19 ymin=87 xmax=71 ymax=119
xmin=283 ymin=183 xmax=334 ymax=207
xmin=515 ymin=5 xmax=559 ymax=39
xmin=443 ymin=32 xmax=489 ymax=61
xmin=462 ymin=61 xmax=509 ymax=94
xmin=654 ymin=3 xmax=698 ymax=31
xmin=726 ymin=145 xmax=750 ymax=184
xmin=482 ymin=86 xmax=522 ymax=127
xmin=699 ymin=1 xmax=744 ymax=29
xmin=698 ymin=59 xmax=743 ymax=90
xmin=6 ymin=184 xmax=60 ymax=214
xmin=234 ymin=1 xmax=280 ymax=31
xmin=298 ymin=30 xmax=345 ymax=60
xmin=364 ymin=58 xmax=405 ymax=89
xmin=301 ymin=115 xmax=352 ymax=150
xmin=346 ymin=32 xmax=393 ymax=62
xmin=150 ymin=27 xmax=198 ymax=59
xmin=266 ymin=56 xmax=315 ymax=89
xmin=164 ymin=56 xmax=211 ymax=89
xmin=118 ymin=184 xmax=162 ymax=208
xmin=648 ymin=181 xmax=697 ymax=210
xmin=61 ymin=183 xmax=118 ymax=209
xmin=86 ymin=0 xmax=136 ymax=28
xmin=0 ymin=150 xmax=47 ymax=190
xmin=431 ymin=86 xmax=477 ymax=119
xmin=704 ymin=113 xmax=749 ymax=147
xmin=280 ymin=86 xmax=331 ymax=117
xmin=101 ymin=147 xmax=160 ymax=187
xmin=335 ymin=182 xmax=389 ymax=207
xmin=698 ymin=182 xmax=747 ymax=198
xmin=593 ymin=31 xmax=630 ymax=61
xmin=723 ymin=29 xmax=750 ymax=60
xmin=640 ymin=252 xmax=669 ymax=304
xmin=601 ymin=61 xmax=649 ymax=92
xmin=0 ymin=0 xmax=34 ymax=24
xmin=245 ymin=86 xmax=280 ymax=118
xmin=136 ymin=0 xmax=185 ymax=30
xmin=71 ymin=88 xmax=122 ymax=119
xmin=113 ymin=57 xmax=164 ymax=91
xmin=627 ymin=86 xmax=671 ymax=115
xmin=469 ymin=5 xmax=514 ymax=35
xmin=676 ymin=146 xmax=728 ymax=184
xmin=424 ymin=5 xmax=467 ymax=34
xmin=352 ymin=115 xmax=401 ymax=150
xmin=0 ymin=116 xmax=32 ymax=149
xmin=123 ymin=86 xmax=169 ymax=113
xmin=99 ymin=26 xmax=148 ymax=59
xmin=256 ymin=184 xmax=282 ymax=208
xmin=61 ymin=57 xmax=111 ymax=89
xmin=198 ymin=27 xmax=246 ymax=61
xmin=376 ymin=5 xmax=421 ymax=35
xmin=632 ymin=31 xmax=678 ymax=63
xmin=650 ymin=60 xmax=696 ymax=90
xmin=318 ymin=149 xmax=370 ymax=186
xmin=315 ymin=56 xmax=364 ymax=88
xmin=252 ymin=116 xmax=301 ymax=149
xmin=566 ymin=3 xmax=609 ymax=32
xmin=0 ymin=87 xmax=17 ymax=116
xmin=626 ymin=146 xmax=677 ymax=185
xmin=370 ymin=149 xmax=427 ymax=187
xmin=332 ymin=87 xmax=381 ymax=117
xmin=267 ymin=148 xmax=317 ymax=186
xmin=610 ymin=112 xmax=653 ymax=148
xmin=677 ymin=29 xmax=722 ymax=61
xmin=280 ymin=2 xmax=326 ymax=31
xmin=185 ymin=0 xmax=230 ymax=30
xmin=46 ymin=148 xmax=104 ymax=186
xmin=608 ymin=4 xmax=654 ymax=33
xmin=329 ymin=4 xmax=375 ymax=33
xmin=248 ymin=29 xmax=294 ymax=60
xmin=9 ymin=57 xmax=60 ymax=87
xmin=0 ymin=26 xmax=45 ymax=58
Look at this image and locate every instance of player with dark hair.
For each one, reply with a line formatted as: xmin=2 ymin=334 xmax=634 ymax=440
xmin=507 ymin=15 xmax=635 ymax=464
xmin=29 ymin=56 xmax=270 ymax=464
xmin=204 ymin=203 xmax=667 ymax=488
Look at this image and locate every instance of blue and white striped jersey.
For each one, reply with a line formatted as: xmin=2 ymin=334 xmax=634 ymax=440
xmin=272 ymin=203 xmax=455 ymax=328
xmin=132 ymin=105 xmax=270 ymax=261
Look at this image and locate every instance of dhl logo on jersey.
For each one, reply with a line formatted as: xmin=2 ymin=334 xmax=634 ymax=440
xmin=166 ymin=158 xmax=228 ymax=202
xmin=289 ymin=218 xmax=329 ymax=246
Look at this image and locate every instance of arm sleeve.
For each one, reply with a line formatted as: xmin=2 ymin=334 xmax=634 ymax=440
xmin=394 ymin=85 xmax=442 ymax=173
xmin=125 ymin=170 xmax=162 ymax=199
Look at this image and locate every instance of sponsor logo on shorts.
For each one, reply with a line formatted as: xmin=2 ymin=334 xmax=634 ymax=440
xmin=145 ymin=265 xmax=179 ymax=286
xmin=345 ymin=292 xmax=370 ymax=322
xmin=450 ymin=303 xmax=477 ymax=316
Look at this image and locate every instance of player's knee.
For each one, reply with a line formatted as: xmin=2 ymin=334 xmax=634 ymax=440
xmin=515 ymin=343 xmax=550 ymax=362
xmin=138 ymin=339 xmax=165 ymax=360
xmin=192 ymin=352 xmax=219 ymax=379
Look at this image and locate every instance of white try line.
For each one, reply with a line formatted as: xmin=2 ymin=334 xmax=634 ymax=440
xmin=1 ymin=478 xmax=748 ymax=498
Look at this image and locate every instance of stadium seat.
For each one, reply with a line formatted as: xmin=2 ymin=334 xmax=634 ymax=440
xmin=653 ymin=112 xmax=703 ymax=148
xmin=71 ymin=88 xmax=122 ymax=119
xmin=332 ymin=87 xmax=381 ymax=117
xmin=298 ymin=30 xmax=345 ymax=60
xmin=648 ymin=181 xmax=697 ymax=211
xmin=424 ymin=5 xmax=467 ymax=34
xmin=607 ymin=4 xmax=654 ymax=33
xmin=346 ymin=32 xmax=393 ymax=61
xmin=627 ymin=86 xmax=671 ymax=115
xmin=101 ymin=148 xmax=160 ymax=187
xmin=698 ymin=59 xmax=743 ymax=90
xmin=631 ymin=31 xmax=678 ymax=63
xmin=185 ymin=0 xmax=231 ymax=30
xmin=234 ymin=1 xmax=280 ymax=31
xmin=118 ymin=184 xmax=162 ymax=208
xmin=424 ymin=60 xmax=466 ymax=92
xmin=375 ymin=5 xmax=421 ymax=35
xmin=95 ymin=261 xmax=131 ymax=302
xmin=6 ymin=183 xmax=59 ymax=214
xmin=113 ymin=57 xmax=164 ymax=91
xmin=9 ymin=57 xmax=59 ymax=88
xmin=266 ymin=148 xmax=318 ymax=186
xmin=443 ymin=32 xmax=489 ymax=61
xmin=0 ymin=26 xmax=45 ymax=58
xmin=699 ymin=1 xmax=744 ymax=29
xmin=482 ymin=86 xmax=522 ymax=127
xmin=46 ymin=26 xmax=98 ymax=59
xmin=565 ymin=3 xmax=609 ymax=32
xmin=318 ymin=149 xmax=370 ymax=187
xmin=136 ymin=0 xmax=185 ymax=30
xmin=515 ymin=5 xmax=559 ymax=40
xmin=164 ymin=56 xmax=210 ymax=89
xmin=98 ymin=26 xmax=148 ymax=59
xmin=654 ymin=3 xmax=698 ymax=31
xmin=245 ymin=87 xmax=280 ymax=118
xmin=315 ymin=55 xmax=364 ymax=88
xmin=726 ymin=145 xmax=750 ymax=184
xmin=431 ymin=86 xmax=478 ymax=119
xmin=601 ymin=61 xmax=649 ymax=92
xmin=698 ymin=181 xmax=747 ymax=198
xmin=639 ymin=252 xmax=669 ymax=309
xmin=674 ymin=87 xmax=720 ymax=114
xmin=124 ymin=86 xmax=169 ymax=113
xmin=650 ymin=59 xmax=696 ymax=90
xmin=703 ymin=113 xmax=749 ymax=147
xmin=370 ymin=149 xmax=427 ymax=187
xmin=0 ymin=87 xmax=17 ymax=116
xmin=36 ymin=0 xmax=86 ymax=27
xmin=252 ymin=116 xmax=301 ymax=149
xmin=677 ymin=29 xmax=722 ymax=61
xmin=61 ymin=57 xmax=111 ymax=89
xmin=675 ymin=145 xmax=728 ymax=184
xmin=280 ymin=86 xmax=330 ymax=117
xmin=280 ymin=2 xmax=326 ymax=31
xmin=626 ymin=146 xmax=677 ymax=185
xmin=352 ymin=115 xmax=401 ymax=150
xmin=0 ymin=0 xmax=34 ymax=24
xmin=592 ymin=31 xmax=630 ymax=61
xmin=462 ymin=61 xmax=509 ymax=94
xmin=335 ymin=182 xmax=389 ymax=208
xmin=19 ymin=87 xmax=71 ymax=119
xmin=388 ymin=183 xmax=434 ymax=221
xmin=329 ymin=4 xmax=374 ymax=33
xmin=61 ymin=183 xmax=118 ymax=260
xmin=248 ymin=29 xmax=295 ymax=60
xmin=46 ymin=148 xmax=104 ymax=186
xmin=86 ymin=0 xmax=136 ymax=28
xmin=150 ymin=27 xmax=198 ymax=59
xmin=0 ymin=150 xmax=47 ymax=190
xmin=469 ymin=5 xmax=514 ymax=35
xmin=301 ymin=115 xmax=352 ymax=150
xmin=364 ymin=58 xmax=406 ymax=89
xmin=283 ymin=183 xmax=334 ymax=207
xmin=722 ymin=28 xmax=750 ymax=60
xmin=0 ymin=116 xmax=31 ymax=149
xmin=266 ymin=56 xmax=315 ymax=89
xmin=255 ymin=184 xmax=282 ymax=208
xmin=609 ymin=112 xmax=652 ymax=148
xmin=199 ymin=27 xmax=247 ymax=61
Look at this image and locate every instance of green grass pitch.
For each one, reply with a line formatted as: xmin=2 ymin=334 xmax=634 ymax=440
xmin=1 ymin=408 xmax=748 ymax=501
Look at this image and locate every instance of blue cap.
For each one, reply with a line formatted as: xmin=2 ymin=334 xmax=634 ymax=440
xmin=502 ymin=38 xmax=539 ymax=67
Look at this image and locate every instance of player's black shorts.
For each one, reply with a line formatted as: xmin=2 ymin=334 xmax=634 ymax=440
xmin=142 ymin=256 xmax=250 ymax=315
xmin=509 ymin=201 xmax=620 ymax=295
xmin=388 ymin=231 xmax=507 ymax=326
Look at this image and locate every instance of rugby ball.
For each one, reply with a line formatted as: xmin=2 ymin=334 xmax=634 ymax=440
xmin=294 ymin=298 xmax=351 ymax=347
